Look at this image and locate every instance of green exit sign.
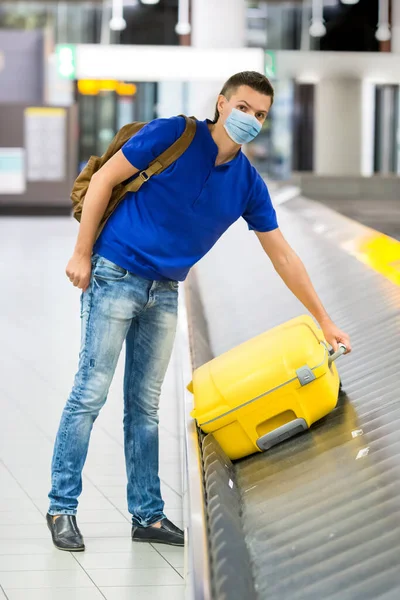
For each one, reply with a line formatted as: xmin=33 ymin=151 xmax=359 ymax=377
xmin=56 ymin=44 xmax=76 ymax=79
xmin=265 ymin=50 xmax=276 ymax=79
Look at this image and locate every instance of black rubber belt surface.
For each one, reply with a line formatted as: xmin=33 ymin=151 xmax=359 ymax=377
xmin=186 ymin=268 xmax=258 ymax=600
xmin=193 ymin=196 xmax=400 ymax=600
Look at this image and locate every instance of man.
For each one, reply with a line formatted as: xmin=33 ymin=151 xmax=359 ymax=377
xmin=47 ymin=71 xmax=351 ymax=552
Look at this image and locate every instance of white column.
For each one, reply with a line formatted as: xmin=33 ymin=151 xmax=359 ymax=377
xmin=314 ymin=78 xmax=364 ymax=176
xmin=187 ymin=0 xmax=246 ymax=120
xmin=185 ymin=83 xmax=217 ymax=121
xmin=391 ymin=0 xmax=400 ymax=54
xmin=191 ymin=0 xmax=246 ymax=48
xmin=360 ymin=80 xmax=376 ymax=177
xmin=157 ymin=82 xmax=185 ymax=118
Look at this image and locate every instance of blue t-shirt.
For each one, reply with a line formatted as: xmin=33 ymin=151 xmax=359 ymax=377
xmin=94 ymin=116 xmax=278 ymax=281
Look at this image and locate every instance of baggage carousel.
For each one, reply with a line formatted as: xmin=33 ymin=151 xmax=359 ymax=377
xmin=179 ymin=192 xmax=400 ymax=600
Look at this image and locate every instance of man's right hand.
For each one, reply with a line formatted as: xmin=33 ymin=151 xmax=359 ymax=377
xmin=66 ymin=253 xmax=92 ymax=291
xmin=67 ymin=150 xmax=138 ymax=292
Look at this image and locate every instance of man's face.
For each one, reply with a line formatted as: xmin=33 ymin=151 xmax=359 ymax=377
xmin=218 ymin=85 xmax=272 ymax=126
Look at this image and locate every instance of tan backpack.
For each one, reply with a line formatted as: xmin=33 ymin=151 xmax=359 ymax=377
xmin=71 ymin=115 xmax=197 ymax=240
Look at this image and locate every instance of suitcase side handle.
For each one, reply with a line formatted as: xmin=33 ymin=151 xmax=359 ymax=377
xmin=256 ymin=418 xmax=308 ymax=452
xmin=328 ymin=343 xmax=347 ymax=366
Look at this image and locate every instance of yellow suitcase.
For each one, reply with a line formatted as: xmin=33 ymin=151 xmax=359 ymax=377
xmin=188 ymin=315 xmax=346 ymax=460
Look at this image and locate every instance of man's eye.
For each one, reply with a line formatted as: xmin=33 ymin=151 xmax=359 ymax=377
xmin=238 ymin=105 xmax=247 ymax=111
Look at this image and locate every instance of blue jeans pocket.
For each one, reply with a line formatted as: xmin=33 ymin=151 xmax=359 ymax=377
xmin=92 ymin=256 xmax=128 ymax=282
xmin=169 ymin=280 xmax=179 ymax=291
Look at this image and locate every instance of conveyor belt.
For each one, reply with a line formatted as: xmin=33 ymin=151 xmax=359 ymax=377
xmin=307 ymin=196 xmax=400 ymax=242
xmin=185 ymin=195 xmax=400 ymax=600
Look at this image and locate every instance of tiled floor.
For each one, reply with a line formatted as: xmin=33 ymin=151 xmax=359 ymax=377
xmin=0 ymin=217 xmax=186 ymax=599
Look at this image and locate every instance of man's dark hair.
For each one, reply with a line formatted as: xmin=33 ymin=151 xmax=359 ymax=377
xmin=213 ymin=71 xmax=274 ymax=123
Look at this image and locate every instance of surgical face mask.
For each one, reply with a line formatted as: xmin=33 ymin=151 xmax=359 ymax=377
xmin=223 ymin=107 xmax=262 ymax=145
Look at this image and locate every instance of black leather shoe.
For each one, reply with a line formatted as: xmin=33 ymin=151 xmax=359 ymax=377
xmin=46 ymin=513 xmax=85 ymax=552
xmin=132 ymin=518 xmax=184 ymax=547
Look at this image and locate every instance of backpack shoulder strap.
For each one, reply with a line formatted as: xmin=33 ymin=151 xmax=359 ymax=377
xmin=156 ymin=115 xmax=197 ymax=169
xmin=125 ymin=116 xmax=197 ymax=193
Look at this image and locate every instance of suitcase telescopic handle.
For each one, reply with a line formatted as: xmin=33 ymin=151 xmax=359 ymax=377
xmin=328 ymin=343 xmax=347 ymax=366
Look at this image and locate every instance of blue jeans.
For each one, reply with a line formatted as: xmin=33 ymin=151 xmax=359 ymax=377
xmin=48 ymin=254 xmax=178 ymax=527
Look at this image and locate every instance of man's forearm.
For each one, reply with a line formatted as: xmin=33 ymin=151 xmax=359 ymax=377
xmin=74 ymin=173 xmax=113 ymax=257
xmin=274 ymin=254 xmax=331 ymax=325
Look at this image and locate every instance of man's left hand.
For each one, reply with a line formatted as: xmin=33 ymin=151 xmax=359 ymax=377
xmin=319 ymin=319 xmax=352 ymax=354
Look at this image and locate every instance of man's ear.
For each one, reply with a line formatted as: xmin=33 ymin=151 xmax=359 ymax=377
xmin=217 ymin=95 xmax=228 ymax=120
